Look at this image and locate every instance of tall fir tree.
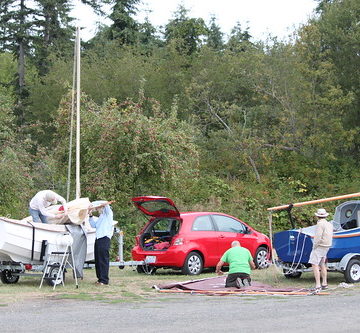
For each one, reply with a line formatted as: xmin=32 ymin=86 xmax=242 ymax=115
xmin=227 ymin=22 xmax=252 ymax=52
xmin=106 ymin=0 xmax=140 ymax=45
xmin=164 ymin=5 xmax=207 ymax=55
xmin=0 ymin=0 xmax=40 ymax=123
xmin=0 ymin=0 xmax=105 ymax=123
xmin=206 ymin=15 xmax=224 ymax=50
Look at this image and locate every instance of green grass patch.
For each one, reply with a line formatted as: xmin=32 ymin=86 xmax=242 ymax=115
xmin=0 ymin=265 xmax=356 ymax=305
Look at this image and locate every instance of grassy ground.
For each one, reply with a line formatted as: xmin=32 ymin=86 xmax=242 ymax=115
xmin=0 ymin=265 xmax=358 ymax=306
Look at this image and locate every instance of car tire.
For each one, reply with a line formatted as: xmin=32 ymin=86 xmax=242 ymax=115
xmin=254 ymin=246 xmax=270 ymax=269
xmin=0 ymin=270 xmax=20 ymax=284
xmin=344 ymin=259 xmax=360 ymax=283
xmin=283 ymin=269 xmax=302 ymax=279
xmin=182 ymin=252 xmax=203 ymax=275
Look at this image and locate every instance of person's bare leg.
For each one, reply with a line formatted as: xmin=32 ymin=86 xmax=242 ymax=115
xmin=320 ymin=262 xmax=327 ymax=286
xmin=312 ymin=264 xmax=321 ymax=288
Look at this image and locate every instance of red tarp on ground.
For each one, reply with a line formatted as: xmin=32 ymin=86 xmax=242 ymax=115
xmin=154 ymin=276 xmax=321 ymax=296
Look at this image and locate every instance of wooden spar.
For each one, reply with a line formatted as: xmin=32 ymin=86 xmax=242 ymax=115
xmin=267 ymin=192 xmax=360 ymax=212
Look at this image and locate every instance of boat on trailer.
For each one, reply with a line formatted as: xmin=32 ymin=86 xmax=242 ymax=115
xmin=0 ymin=217 xmax=95 ymax=264
xmin=0 ymin=197 xmax=110 ymax=284
xmin=269 ymin=193 xmax=360 ymax=283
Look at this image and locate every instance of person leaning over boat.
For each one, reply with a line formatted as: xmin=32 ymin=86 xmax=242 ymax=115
xmin=88 ymin=202 xmax=114 ymax=286
xmin=29 ymin=190 xmax=67 ymax=223
xmin=308 ymin=208 xmax=333 ymax=293
xmin=216 ymin=240 xmax=256 ymax=288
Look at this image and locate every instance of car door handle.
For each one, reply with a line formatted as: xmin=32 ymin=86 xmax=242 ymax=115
xmin=219 ymin=235 xmax=225 ymax=238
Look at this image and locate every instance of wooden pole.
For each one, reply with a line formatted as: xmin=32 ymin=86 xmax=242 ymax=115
xmin=268 ymin=212 xmax=273 ymax=258
xmin=267 ymin=192 xmax=360 ymax=212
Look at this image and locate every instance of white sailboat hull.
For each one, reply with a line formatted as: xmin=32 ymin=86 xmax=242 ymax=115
xmin=0 ymin=217 xmax=95 ymax=263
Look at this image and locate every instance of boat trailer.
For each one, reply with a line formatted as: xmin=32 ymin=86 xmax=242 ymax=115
xmin=0 ymin=227 xmax=152 ymax=285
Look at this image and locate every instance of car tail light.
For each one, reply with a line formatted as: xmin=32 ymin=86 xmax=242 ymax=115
xmin=173 ymin=238 xmax=183 ymax=245
xmin=25 ymin=264 xmax=32 ymax=270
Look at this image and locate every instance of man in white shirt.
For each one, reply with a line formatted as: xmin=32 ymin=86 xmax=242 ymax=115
xmin=29 ymin=190 xmax=67 ymax=223
xmin=308 ymin=208 xmax=333 ymax=293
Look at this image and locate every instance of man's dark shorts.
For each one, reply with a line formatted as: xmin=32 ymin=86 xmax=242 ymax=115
xmin=226 ymin=272 xmax=251 ymax=288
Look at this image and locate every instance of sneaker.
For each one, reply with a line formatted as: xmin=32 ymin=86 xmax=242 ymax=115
xmin=95 ymin=281 xmax=108 ymax=286
xmin=241 ymin=278 xmax=252 ymax=287
xmin=235 ymin=278 xmax=242 ymax=289
xmin=311 ymin=287 xmax=322 ymax=294
xmin=321 ymin=285 xmax=328 ymax=290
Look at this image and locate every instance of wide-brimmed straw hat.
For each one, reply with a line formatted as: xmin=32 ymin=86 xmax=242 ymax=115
xmin=315 ymin=208 xmax=329 ymax=218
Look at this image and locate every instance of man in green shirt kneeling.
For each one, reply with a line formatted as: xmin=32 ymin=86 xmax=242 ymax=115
xmin=215 ymin=240 xmax=256 ymax=288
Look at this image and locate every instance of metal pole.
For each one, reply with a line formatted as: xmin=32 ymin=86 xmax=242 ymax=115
xmin=75 ymin=27 xmax=81 ymax=199
xmin=66 ymin=32 xmax=77 ymax=202
xmin=118 ymin=230 xmax=124 ymax=262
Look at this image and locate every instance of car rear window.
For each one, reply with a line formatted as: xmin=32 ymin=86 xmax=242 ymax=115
xmin=212 ymin=215 xmax=247 ymax=233
xmin=139 ymin=200 xmax=176 ymax=214
xmin=192 ymin=215 xmax=215 ymax=231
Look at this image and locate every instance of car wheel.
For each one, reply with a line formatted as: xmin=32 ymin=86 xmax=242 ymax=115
xmin=344 ymin=259 xmax=360 ymax=283
xmin=254 ymin=247 xmax=270 ymax=269
xmin=283 ymin=269 xmax=302 ymax=279
xmin=182 ymin=252 xmax=203 ymax=275
xmin=0 ymin=270 xmax=20 ymax=284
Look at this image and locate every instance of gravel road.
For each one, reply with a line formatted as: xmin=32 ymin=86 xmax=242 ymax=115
xmin=0 ymin=290 xmax=358 ymax=332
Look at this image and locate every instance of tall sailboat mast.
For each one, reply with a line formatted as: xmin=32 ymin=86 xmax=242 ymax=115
xmin=75 ymin=27 xmax=81 ymax=199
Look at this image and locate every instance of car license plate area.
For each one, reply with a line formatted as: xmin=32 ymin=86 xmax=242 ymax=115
xmin=145 ymin=255 xmax=156 ymax=264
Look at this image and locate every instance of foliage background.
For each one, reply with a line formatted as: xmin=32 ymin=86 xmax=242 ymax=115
xmin=0 ymin=0 xmax=359 ymax=258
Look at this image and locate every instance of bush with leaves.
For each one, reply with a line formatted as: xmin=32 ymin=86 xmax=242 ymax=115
xmin=0 ymin=86 xmax=34 ymax=217
xmin=53 ymin=93 xmax=200 ymax=257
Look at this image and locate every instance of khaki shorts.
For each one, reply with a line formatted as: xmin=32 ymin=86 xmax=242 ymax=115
xmin=309 ymin=246 xmax=329 ymax=265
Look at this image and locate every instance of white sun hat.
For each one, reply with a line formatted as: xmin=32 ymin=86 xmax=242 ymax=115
xmin=315 ymin=208 xmax=329 ymax=218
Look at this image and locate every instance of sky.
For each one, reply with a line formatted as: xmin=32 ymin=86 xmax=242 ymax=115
xmin=71 ymin=0 xmax=318 ymax=42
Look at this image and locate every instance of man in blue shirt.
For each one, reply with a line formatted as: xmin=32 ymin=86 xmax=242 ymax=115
xmin=89 ymin=201 xmax=114 ymax=285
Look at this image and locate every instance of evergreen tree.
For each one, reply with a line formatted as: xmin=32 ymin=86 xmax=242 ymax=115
xmin=206 ymin=15 xmax=224 ymax=50
xmin=165 ymin=5 xmax=207 ymax=55
xmin=34 ymin=0 xmax=74 ymax=76
xmin=0 ymin=0 xmax=104 ymax=123
xmin=137 ymin=17 xmax=163 ymax=54
xmin=227 ymin=22 xmax=252 ymax=52
xmin=0 ymin=0 xmax=39 ymax=123
xmin=106 ymin=0 xmax=140 ymax=45
xmin=315 ymin=0 xmax=335 ymax=13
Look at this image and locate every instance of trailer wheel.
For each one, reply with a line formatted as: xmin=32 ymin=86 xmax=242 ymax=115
xmin=47 ymin=265 xmax=65 ymax=286
xmin=344 ymin=259 xmax=360 ymax=283
xmin=136 ymin=265 xmax=156 ymax=275
xmin=0 ymin=270 xmax=20 ymax=284
xmin=283 ymin=269 xmax=302 ymax=279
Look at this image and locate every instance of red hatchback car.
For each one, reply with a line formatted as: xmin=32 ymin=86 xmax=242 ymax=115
xmin=131 ymin=196 xmax=271 ymax=275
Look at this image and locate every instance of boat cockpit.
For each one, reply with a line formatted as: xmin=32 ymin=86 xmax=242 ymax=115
xmin=332 ymin=200 xmax=360 ymax=231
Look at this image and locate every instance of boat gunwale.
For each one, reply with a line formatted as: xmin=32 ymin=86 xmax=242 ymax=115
xmin=0 ymin=216 xmax=95 ymax=233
